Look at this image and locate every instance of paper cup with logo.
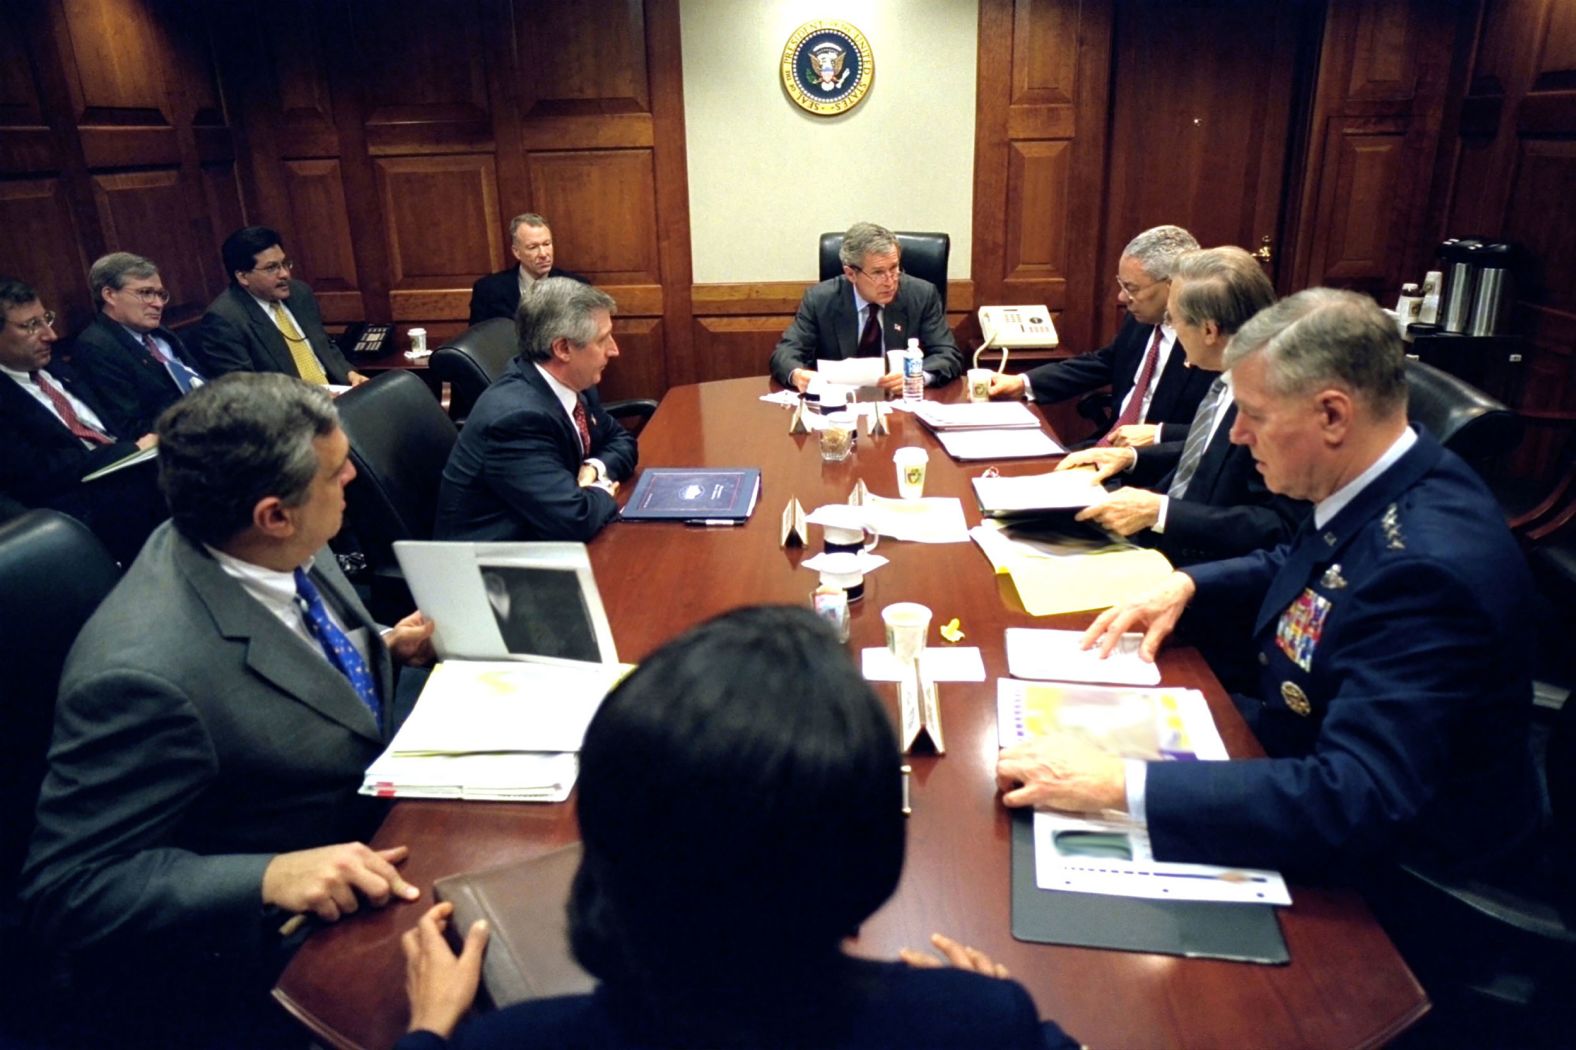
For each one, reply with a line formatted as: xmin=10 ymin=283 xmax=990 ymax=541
xmin=882 ymin=602 xmax=931 ymax=665
xmin=893 ymin=446 xmax=928 ymax=499
xmin=967 ymin=367 xmax=992 ymax=402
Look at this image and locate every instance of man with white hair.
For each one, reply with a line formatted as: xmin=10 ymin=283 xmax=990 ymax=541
xmin=988 ymin=225 xmax=1216 ymax=447
xmin=997 ymin=288 xmax=1541 ymax=879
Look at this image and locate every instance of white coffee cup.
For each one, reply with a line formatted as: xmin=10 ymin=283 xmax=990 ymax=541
xmin=967 ymin=367 xmax=992 ymax=402
xmin=886 ymin=349 xmax=908 ymax=377
xmin=817 ymin=504 xmax=878 ymax=554
xmin=817 ymin=551 xmax=867 ymax=601
xmin=893 ymin=447 xmax=928 ymax=499
xmin=882 ymin=602 xmax=932 ymax=665
xmin=409 ymin=327 xmax=427 ymax=354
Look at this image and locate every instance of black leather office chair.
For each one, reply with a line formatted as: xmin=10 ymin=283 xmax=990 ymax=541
xmin=1405 ymin=358 xmax=1523 ymax=474
xmin=819 ymin=231 xmax=951 ymax=312
xmin=429 ymin=317 xmax=660 ymax=436
xmin=428 ymin=317 xmax=517 ymax=426
xmin=336 ymin=370 xmax=459 ymax=621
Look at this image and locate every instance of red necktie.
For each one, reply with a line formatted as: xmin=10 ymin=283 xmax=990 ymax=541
xmin=1098 ymin=327 xmax=1163 ymax=447
xmin=572 ymin=396 xmax=591 ymax=457
xmin=32 ymin=371 xmax=113 ymax=446
xmin=856 ymin=305 xmax=882 ymax=357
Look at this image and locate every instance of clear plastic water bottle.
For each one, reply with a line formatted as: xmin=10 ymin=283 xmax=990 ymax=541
xmin=902 ymin=337 xmax=924 ymax=403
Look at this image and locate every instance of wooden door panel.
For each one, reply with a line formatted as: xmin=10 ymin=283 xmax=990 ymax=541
xmin=374 ymin=154 xmax=501 ymax=287
xmin=280 ymin=158 xmax=359 ymax=312
xmin=527 ymin=148 xmax=660 ymax=284
xmin=518 ymin=0 xmax=649 ymax=115
xmin=90 ymin=169 xmax=209 ymax=320
xmin=0 ymin=178 xmax=91 ymax=332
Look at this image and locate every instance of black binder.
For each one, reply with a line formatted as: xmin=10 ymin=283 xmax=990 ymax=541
xmin=1009 ymin=810 xmax=1290 ymax=964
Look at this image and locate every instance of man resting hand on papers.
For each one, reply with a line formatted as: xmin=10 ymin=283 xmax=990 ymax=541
xmin=1053 ymin=247 xmax=1307 ymax=566
xmin=996 ymin=290 xmax=1541 ymax=880
xmin=22 ymin=375 xmax=436 ymax=1046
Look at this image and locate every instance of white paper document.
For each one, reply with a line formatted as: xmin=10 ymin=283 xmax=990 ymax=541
xmin=973 ymin=470 xmax=1106 ymax=515
xmin=995 ymin=677 xmax=1224 ymax=757
xmin=935 ymin=428 xmax=1064 ymax=460
xmin=1004 ymin=628 xmax=1162 ymax=686
xmin=362 ymin=752 xmax=579 ymax=803
xmin=816 ymin=357 xmax=885 ymax=388
xmin=1032 ymin=811 xmax=1291 ymax=905
xmin=912 ymin=400 xmax=1041 ymax=430
xmin=759 ymin=390 xmax=803 ymax=407
xmin=860 ymin=494 xmax=970 ymax=543
xmin=862 ymin=646 xmax=986 ymax=682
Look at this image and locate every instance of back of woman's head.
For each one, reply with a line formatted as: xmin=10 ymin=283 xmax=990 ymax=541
xmin=569 ymin=605 xmax=905 ymax=997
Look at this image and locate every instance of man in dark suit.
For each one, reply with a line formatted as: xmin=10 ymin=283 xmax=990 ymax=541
xmin=22 ymin=372 xmax=436 ymax=1046
xmin=72 ymin=251 xmax=205 ymax=436
xmin=197 ymin=225 xmax=365 ymax=387
xmin=998 ymin=290 xmax=1542 ymax=880
xmin=1057 ymin=247 xmax=1309 ymax=565
xmin=436 ymin=277 xmax=637 ymax=542
xmin=769 ymin=221 xmax=964 ymax=393
xmin=987 ymin=225 xmax=1215 ymax=445
xmin=0 ymin=277 xmax=163 ymax=563
xmin=469 ymin=212 xmax=589 ymax=325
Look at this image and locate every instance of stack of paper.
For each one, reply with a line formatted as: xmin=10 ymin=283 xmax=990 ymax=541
xmin=969 ymin=520 xmax=1173 ymax=615
xmin=860 ymin=494 xmax=970 ymax=543
xmin=972 ymin=471 xmax=1106 ymax=516
xmin=1004 ymin=628 xmax=1161 ymax=686
xmin=912 ymin=401 xmax=1041 ymax=429
xmin=934 ymin=428 xmax=1064 ymax=460
xmin=360 ymin=660 xmax=630 ymax=803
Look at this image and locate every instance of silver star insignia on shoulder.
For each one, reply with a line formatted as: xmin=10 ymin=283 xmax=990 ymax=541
xmin=1380 ymin=502 xmax=1405 ymax=550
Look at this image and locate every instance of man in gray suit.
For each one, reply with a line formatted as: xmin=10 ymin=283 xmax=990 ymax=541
xmin=22 ymin=373 xmax=434 ymax=1043
xmin=769 ymin=221 xmax=963 ymax=393
xmin=197 ymin=225 xmax=367 ymax=387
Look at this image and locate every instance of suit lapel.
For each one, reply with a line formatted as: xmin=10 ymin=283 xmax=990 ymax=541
xmin=881 ymin=284 xmax=909 ymax=355
xmin=1190 ymin=403 xmax=1238 ymax=498
xmin=102 ymin=318 xmax=183 ymax=397
xmin=517 ymin=361 xmax=582 ymax=469
xmin=1253 ymin=430 xmax=1443 ymax=634
xmin=0 ymin=372 xmax=82 ymax=448
xmin=232 ymin=286 xmax=296 ymax=376
xmin=831 ymin=278 xmax=859 ymax=360
xmin=175 ymin=535 xmax=386 ymax=743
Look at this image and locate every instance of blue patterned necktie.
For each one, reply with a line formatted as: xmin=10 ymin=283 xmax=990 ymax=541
xmin=293 ymin=568 xmax=381 ymax=724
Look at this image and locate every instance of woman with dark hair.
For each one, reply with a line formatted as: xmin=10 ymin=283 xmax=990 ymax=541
xmin=398 ymin=605 xmax=1078 ymax=1049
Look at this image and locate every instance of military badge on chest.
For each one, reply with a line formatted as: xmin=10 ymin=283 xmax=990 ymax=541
xmin=1275 ymin=580 xmax=1335 ymax=674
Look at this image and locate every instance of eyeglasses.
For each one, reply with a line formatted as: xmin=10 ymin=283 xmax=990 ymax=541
xmin=250 ymin=259 xmax=294 ymax=276
xmin=9 ymin=311 xmax=56 ymax=335
xmin=852 ymin=264 xmax=902 ymax=284
xmin=121 ymin=286 xmax=171 ymax=304
xmin=1116 ymin=275 xmax=1164 ymax=298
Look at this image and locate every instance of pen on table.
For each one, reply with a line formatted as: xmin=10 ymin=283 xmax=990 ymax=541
xmin=685 ymin=519 xmax=743 ymax=527
xmin=901 ymin=763 xmax=913 ymax=816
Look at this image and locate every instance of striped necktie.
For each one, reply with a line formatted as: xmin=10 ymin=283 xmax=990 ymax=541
xmin=1168 ymin=377 xmax=1229 ymax=501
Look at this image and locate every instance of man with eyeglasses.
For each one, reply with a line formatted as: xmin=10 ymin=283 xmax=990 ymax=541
xmin=73 ymin=251 xmax=206 ymax=436
xmin=0 ymin=276 xmax=164 ymax=562
xmin=770 ymin=221 xmax=963 ymax=394
xmin=197 ymin=225 xmax=366 ymax=388
xmin=985 ymin=225 xmax=1217 ymax=448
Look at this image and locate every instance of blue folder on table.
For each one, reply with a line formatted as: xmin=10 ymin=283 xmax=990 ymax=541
xmin=620 ymin=467 xmax=761 ymax=522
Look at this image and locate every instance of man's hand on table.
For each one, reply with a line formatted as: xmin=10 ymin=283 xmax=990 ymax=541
xmin=1076 ymin=487 xmax=1162 ymax=536
xmin=987 ymin=371 xmax=1025 ymax=399
xmin=1057 ymin=446 xmax=1136 ymax=483
xmin=262 ymin=842 xmax=419 ymax=923
xmin=789 ymin=368 xmax=814 ymax=393
xmin=1110 ymin=424 xmax=1159 ymax=448
xmin=899 ymin=932 xmax=1011 ymax=979
xmin=996 ymin=734 xmax=1128 ymax=812
xmin=1081 ymin=570 xmax=1196 ymax=662
xmin=403 ymin=901 xmax=489 ymax=1039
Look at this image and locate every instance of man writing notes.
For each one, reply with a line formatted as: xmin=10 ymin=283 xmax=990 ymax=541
xmin=435 ymin=277 xmax=637 ymax=542
xmin=73 ymin=251 xmax=205 ymax=436
xmin=22 ymin=374 xmax=435 ymax=1046
xmin=770 ymin=221 xmax=964 ymax=394
xmin=986 ymin=225 xmax=1216 ymax=446
xmin=996 ymin=289 xmax=1541 ymax=878
xmin=1055 ymin=246 xmax=1309 ymax=565
xmin=198 ymin=225 xmax=366 ymax=387
xmin=469 ymin=212 xmax=589 ymax=325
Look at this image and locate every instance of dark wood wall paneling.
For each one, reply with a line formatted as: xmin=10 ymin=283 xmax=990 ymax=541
xmin=1429 ymin=0 xmax=1576 ymax=476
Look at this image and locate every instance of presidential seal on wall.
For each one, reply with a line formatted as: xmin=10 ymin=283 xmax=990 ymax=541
xmin=781 ymin=20 xmax=874 ymax=116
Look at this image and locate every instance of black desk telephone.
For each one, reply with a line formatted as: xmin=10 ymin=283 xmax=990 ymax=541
xmin=339 ymin=322 xmax=394 ymax=358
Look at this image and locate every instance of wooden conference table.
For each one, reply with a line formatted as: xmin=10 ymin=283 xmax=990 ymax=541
xmin=275 ymin=377 xmax=1428 ymax=1048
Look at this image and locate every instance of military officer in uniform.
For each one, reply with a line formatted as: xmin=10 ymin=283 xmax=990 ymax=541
xmin=995 ymin=288 xmax=1542 ymax=879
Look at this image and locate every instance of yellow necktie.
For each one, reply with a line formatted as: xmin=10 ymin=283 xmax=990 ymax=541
xmin=269 ymin=301 xmax=329 ymax=385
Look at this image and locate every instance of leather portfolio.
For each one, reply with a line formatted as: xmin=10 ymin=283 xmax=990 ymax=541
xmin=433 ymin=842 xmax=596 ymax=1008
